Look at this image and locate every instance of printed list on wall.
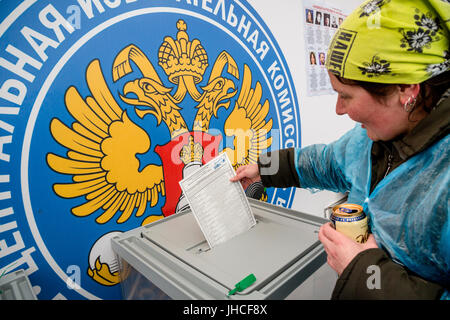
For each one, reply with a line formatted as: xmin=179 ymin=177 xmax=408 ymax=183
xmin=303 ymin=0 xmax=348 ymax=96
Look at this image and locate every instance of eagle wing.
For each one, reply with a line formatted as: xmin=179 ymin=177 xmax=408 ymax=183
xmin=46 ymin=59 xmax=164 ymax=224
xmin=223 ymin=64 xmax=273 ymax=169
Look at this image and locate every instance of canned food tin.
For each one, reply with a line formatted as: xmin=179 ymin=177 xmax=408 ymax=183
xmin=330 ymin=203 xmax=369 ymax=243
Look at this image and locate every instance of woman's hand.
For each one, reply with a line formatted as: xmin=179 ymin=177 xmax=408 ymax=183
xmin=229 ymin=164 xmax=261 ymax=190
xmin=318 ymin=222 xmax=379 ymax=275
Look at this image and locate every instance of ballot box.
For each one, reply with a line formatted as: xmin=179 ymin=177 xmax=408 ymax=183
xmin=111 ymin=198 xmax=331 ymax=300
xmin=0 ymin=269 xmax=37 ymax=300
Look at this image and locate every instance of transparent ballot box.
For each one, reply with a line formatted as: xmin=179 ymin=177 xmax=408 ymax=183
xmin=0 ymin=269 xmax=37 ymax=300
xmin=111 ymin=198 xmax=330 ymax=300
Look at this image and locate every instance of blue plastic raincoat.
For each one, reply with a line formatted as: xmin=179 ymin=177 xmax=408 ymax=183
xmin=294 ymin=124 xmax=449 ymax=296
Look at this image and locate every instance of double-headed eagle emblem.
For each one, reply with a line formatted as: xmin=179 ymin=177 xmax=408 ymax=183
xmin=46 ymin=20 xmax=273 ymax=225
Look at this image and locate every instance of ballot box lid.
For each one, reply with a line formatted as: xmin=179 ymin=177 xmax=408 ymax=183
xmin=112 ymin=199 xmax=327 ymax=299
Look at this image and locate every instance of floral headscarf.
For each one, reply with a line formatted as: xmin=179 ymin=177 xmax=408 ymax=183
xmin=326 ymin=0 xmax=450 ymax=84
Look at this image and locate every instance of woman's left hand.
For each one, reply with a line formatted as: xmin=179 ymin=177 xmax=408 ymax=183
xmin=318 ymin=222 xmax=379 ymax=276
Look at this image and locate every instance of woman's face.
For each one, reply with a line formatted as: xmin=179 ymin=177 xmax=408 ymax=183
xmin=328 ymin=72 xmax=414 ymax=141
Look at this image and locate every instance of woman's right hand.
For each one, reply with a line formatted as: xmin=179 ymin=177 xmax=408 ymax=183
xmin=229 ymin=164 xmax=261 ymax=190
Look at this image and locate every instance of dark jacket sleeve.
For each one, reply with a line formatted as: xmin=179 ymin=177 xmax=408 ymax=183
xmin=332 ymin=248 xmax=445 ymax=300
xmin=257 ymin=148 xmax=300 ymax=188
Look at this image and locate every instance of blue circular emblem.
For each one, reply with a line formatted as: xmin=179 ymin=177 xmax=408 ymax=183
xmin=0 ymin=0 xmax=300 ymax=299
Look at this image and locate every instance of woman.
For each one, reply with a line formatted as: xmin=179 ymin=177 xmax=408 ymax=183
xmin=310 ymin=51 xmax=317 ymax=65
xmin=231 ymin=0 xmax=449 ymax=299
xmin=315 ymin=11 xmax=322 ymax=25
xmin=306 ymin=9 xmax=314 ymax=24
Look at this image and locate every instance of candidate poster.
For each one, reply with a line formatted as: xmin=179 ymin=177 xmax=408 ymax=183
xmin=304 ymin=0 xmax=347 ymax=96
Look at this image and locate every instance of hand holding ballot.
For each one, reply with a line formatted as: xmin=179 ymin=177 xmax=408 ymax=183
xmin=229 ymin=163 xmax=261 ymax=190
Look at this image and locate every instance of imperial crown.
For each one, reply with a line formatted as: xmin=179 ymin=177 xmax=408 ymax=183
xmin=180 ymin=135 xmax=204 ymax=164
xmin=158 ymin=20 xmax=209 ymax=86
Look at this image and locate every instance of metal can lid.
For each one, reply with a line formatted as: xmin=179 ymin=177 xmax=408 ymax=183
xmin=332 ymin=203 xmax=364 ymax=217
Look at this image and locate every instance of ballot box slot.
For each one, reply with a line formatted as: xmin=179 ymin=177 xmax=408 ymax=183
xmin=184 ymin=240 xmax=211 ymax=254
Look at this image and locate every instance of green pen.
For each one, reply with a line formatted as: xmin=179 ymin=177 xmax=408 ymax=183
xmin=227 ymin=273 xmax=256 ymax=296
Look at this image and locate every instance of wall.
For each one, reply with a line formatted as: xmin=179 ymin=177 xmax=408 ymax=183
xmin=248 ymin=0 xmax=364 ymax=217
xmin=249 ymin=0 xmax=362 ymax=146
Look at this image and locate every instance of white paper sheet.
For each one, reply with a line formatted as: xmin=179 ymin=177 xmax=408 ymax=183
xmin=179 ymin=153 xmax=256 ymax=248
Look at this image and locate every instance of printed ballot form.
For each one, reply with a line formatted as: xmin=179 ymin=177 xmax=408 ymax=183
xmin=179 ymin=153 xmax=256 ymax=248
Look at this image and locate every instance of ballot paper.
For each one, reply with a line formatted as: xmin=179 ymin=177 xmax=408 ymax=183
xmin=179 ymin=153 xmax=256 ymax=248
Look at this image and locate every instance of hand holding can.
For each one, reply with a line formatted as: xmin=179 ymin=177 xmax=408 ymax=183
xmin=330 ymin=203 xmax=369 ymax=243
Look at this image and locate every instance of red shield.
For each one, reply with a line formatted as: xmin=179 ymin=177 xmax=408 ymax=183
xmin=155 ymin=132 xmax=222 ymax=217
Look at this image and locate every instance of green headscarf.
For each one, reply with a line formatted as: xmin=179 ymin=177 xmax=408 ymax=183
xmin=326 ymin=0 xmax=450 ymax=84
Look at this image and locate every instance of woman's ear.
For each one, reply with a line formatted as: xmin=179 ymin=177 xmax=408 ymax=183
xmin=398 ymin=84 xmax=421 ymax=105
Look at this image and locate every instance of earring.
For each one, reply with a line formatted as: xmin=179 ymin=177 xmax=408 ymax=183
xmin=403 ymin=96 xmax=417 ymax=112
